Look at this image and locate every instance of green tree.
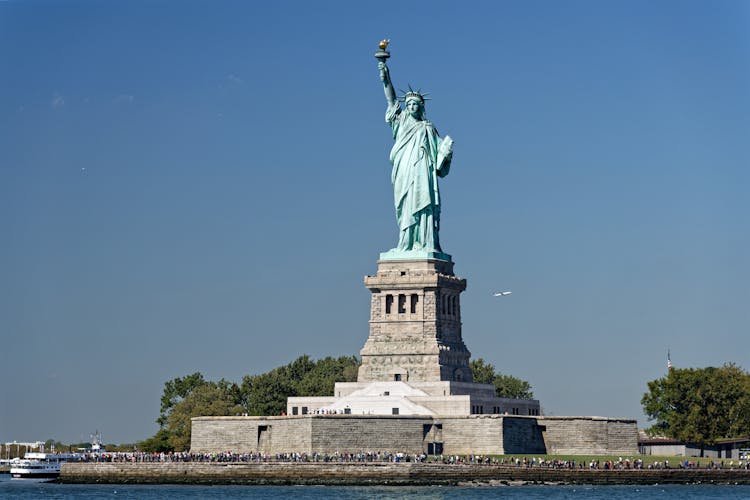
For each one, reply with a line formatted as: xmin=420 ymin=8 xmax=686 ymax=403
xmin=241 ymin=355 xmax=360 ymax=415
xmin=295 ymin=356 xmax=360 ymax=397
xmin=158 ymin=372 xmax=206 ymax=427
xmin=470 ymin=358 xmax=534 ymax=399
xmin=166 ymin=383 xmax=244 ymax=451
xmin=241 ymin=370 xmax=299 ymax=416
xmin=469 ymin=358 xmax=496 ymax=385
xmin=144 ymin=355 xmax=361 ymax=450
xmin=493 ymin=373 xmax=534 ymax=399
xmin=148 ymin=374 xmax=242 ymax=452
xmin=286 ymin=354 xmax=316 ymax=381
xmin=642 ymin=363 xmax=750 ymax=452
xmin=138 ymin=428 xmax=173 ymax=453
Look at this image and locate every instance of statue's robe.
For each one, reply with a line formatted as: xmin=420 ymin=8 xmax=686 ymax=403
xmin=386 ymin=101 xmax=452 ymax=252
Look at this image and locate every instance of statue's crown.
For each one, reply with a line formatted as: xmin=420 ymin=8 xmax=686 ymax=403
xmin=399 ymin=85 xmax=430 ymax=103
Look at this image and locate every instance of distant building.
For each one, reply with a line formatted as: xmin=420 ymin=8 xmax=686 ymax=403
xmin=638 ymin=434 xmax=750 ymax=459
xmin=717 ymin=437 xmax=750 ymax=460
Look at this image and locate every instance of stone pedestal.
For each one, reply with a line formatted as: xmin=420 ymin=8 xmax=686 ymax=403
xmin=289 ymin=257 xmax=541 ymax=418
xmin=357 ymin=259 xmax=473 ymax=383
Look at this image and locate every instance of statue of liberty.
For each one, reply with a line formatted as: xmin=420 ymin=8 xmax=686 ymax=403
xmin=376 ymin=41 xmax=454 ymax=260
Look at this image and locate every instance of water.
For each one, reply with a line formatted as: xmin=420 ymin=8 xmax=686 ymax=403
xmin=2 ymin=474 xmax=750 ymax=499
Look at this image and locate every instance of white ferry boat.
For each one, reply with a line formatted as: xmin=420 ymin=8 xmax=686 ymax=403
xmin=10 ymin=451 xmax=81 ymax=480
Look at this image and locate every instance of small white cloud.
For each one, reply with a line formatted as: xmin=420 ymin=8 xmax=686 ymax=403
xmin=226 ymin=74 xmax=244 ymax=85
xmin=114 ymin=94 xmax=135 ymax=104
xmin=52 ymin=92 xmax=65 ymax=108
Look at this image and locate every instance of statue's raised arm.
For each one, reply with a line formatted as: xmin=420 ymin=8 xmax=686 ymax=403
xmin=379 ymin=61 xmax=397 ymax=107
xmin=375 ymin=39 xmax=397 ymax=107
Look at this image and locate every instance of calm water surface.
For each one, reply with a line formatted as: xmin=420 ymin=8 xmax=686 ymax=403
xmin=2 ymin=474 xmax=750 ymax=499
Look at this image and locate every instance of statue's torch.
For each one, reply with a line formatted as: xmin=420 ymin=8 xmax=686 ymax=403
xmin=374 ymin=39 xmax=391 ymax=62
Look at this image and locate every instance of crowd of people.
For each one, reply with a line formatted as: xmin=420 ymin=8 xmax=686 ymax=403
xmin=81 ymin=451 xmax=428 ymax=463
xmin=76 ymin=451 xmax=749 ymax=470
xmin=493 ymin=456 xmax=749 ymax=470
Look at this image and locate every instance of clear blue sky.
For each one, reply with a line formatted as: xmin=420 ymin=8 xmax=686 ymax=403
xmin=2 ymin=0 xmax=748 ymax=444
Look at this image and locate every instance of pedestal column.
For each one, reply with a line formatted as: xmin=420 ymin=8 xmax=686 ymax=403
xmin=357 ymin=259 xmax=473 ymax=383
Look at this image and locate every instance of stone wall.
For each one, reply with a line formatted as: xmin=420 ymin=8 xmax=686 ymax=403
xmin=503 ymin=417 xmax=547 ymax=455
xmin=191 ymin=416 xmax=311 ymax=454
xmin=192 ymin=414 xmax=638 ymax=456
xmin=192 ymin=415 xmax=434 ymax=454
xmin=190 ymin=417 xmax=262 ymax=452
xmin=540 ymin=416 xmax=638 ymax=455
xmin=441 ymin=416 xmax=505 ymax=455
xmin=60 ymin=462 xmax=750 ymax=485
xmin=310 ymin=416 xmax=430 ymax=452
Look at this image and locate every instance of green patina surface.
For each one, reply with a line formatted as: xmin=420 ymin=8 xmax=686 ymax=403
xmin=377 ymin=47 xmax=454 ymax=261
xmin=379 ymin=249 xmax=452 ymax=262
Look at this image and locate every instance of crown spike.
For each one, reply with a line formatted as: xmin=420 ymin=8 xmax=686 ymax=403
xmin=399 ymin=84 xmax=430 ymax=104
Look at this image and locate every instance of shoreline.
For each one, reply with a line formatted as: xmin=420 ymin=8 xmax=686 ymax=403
xmin=60 ymin=462 xmax=750 ymax=486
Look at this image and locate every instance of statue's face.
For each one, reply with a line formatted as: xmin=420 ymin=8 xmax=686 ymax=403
xmin=406 ymin=99 xmax=423 ymax=119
